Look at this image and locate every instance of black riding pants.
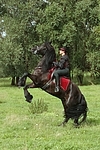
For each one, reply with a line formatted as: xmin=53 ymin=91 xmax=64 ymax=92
xmin=53 ymin=68 xmax=69 ymax=86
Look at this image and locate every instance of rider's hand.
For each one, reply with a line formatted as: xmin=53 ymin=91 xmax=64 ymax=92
xmin=53 ymin=62 xmax=58 ymax=67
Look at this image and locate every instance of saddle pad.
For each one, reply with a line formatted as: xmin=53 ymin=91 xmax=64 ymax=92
xmin=48 ymin=68 xmax=70 ymax=91
xmin=60 ymin=77 xmax=70 ymax=91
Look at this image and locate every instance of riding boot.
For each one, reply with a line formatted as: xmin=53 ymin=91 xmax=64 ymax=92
xmin=55 ymin=76 xmax=60 ymax=92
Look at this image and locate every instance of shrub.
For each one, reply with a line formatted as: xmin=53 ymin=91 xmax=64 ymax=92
xmin=29 ymin=98 xmax=48 ymax=114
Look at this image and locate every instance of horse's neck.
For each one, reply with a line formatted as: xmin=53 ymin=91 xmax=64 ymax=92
xmin=37 ymin=57 xmax=45 ymax=67
xmin=33 ymin=65 xmax=50 ymax=87
xmin=37 ymin=55 xmax=55 ymax=73
xmin=33 ymin=56 xmax=53 ymax=86
xmin=37 ymin=56 xmax=49 ymax=73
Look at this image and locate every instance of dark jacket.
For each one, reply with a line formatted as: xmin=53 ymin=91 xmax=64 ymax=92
xmin=54 ymin=55 xmax=70 ymax=69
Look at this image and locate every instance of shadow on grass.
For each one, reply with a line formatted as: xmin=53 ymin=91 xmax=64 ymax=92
xmin=0 ymin=101 xmax=6 ymax=104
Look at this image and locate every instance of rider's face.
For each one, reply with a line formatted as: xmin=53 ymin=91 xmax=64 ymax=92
xmin=59 ymin=50 xmax=65 ymax=56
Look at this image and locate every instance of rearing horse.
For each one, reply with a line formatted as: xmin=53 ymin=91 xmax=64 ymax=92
xmin=18 ymin=42 xmax=88 ymax=126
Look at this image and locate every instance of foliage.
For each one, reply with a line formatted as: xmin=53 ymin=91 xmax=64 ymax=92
xmin=0 ymin=0 xmax=100 ymax=83
xmin=0 ymin=0 xmax=42 ymax=78
xmin=36 ymin=0 xmax=100 ymax=83
xmin=86 ymin=26 xmax=100 ymax=77
xmin=29 ymin=98 xmax=48 ymax=114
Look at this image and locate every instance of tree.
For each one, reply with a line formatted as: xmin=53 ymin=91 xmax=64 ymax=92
xmin=86 ymin=25 xmax=100 ymax=78
xmin=36 ymin=0 xmax=100 ymax=84
xmin=0 ymin=0 xmax=46 ymax=85
xmin=0 ymin=0 xmax=100 ymax=85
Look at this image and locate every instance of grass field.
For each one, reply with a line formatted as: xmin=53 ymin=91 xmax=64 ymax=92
xmin=0 ymin=78 xmax=100 ymax=150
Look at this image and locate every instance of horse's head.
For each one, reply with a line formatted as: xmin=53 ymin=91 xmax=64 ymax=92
xmin=32 ymin=42 xmax=56 ymax=72
xmin=31 ymin=42 xmax=48 ymax=56
xmin=31 ymin=41 xmax=54 ymax=56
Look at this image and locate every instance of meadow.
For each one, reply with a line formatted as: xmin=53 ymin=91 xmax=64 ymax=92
xmin=0 ymin=78 xmax=100 ymax=150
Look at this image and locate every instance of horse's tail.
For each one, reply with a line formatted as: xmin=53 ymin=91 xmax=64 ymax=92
xmin=78 ymin=107 xmax=87 ymax=124
xmin=77 ymin=94 xmax=88 ymax=124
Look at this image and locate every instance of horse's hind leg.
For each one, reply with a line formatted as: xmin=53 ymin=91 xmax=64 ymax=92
xmin=74 ymin=118 xmax=79 ymax=126
xmin=61 ymin=117 xmax=70 ymax=126
xmin=59 ymin=112 xmax=70 ymax=126
xmin=74 ymin=110 xmax=87 ymax=126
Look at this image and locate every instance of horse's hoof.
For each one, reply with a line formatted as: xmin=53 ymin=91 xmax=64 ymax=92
xmin=25 ymin=96 xmax=32 ymax=103
xmin=74 ymin=123 xmax=80 ymax=128
xmin=25 ymin=95 xmax=33 ymax=103
xmin=26 ymin=99 xmax=32 ymax=103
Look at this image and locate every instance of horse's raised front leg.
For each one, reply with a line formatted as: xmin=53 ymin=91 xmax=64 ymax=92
xmin=18 ymin=73 xmax=28 ymax=86
xmin=23 ymin=82 xmax=36 ymax=103
xmin=18 ymin=72 xmax=37 ymax=103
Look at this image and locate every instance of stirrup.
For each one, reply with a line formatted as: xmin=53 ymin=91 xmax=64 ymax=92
xmin=55 ymin=86 xmax=59 ymax=92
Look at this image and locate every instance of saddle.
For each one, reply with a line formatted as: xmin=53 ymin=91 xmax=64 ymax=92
xmin=47 ymin=68 xmax=70 ymax=91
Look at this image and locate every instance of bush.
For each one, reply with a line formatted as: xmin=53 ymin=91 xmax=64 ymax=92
xmin=29 ymin=98 xmax=48 ymax=114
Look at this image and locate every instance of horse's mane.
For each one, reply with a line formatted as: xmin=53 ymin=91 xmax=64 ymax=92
xmin=42 ymin=42 xmax=56 ymax=72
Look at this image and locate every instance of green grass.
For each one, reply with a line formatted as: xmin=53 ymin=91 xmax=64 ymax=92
xmin=0 ymin=78 xmax=100 ymax=150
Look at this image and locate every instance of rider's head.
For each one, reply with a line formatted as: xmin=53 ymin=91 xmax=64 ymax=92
xmin=59 ymin=47 xmax=67 ymax=55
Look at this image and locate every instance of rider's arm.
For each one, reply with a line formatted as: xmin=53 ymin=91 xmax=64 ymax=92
xmin=58 ymin=55 xmax=69 ymax=69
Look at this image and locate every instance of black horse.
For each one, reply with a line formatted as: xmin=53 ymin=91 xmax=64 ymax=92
xmin=18 ymin=42 xmax=88 ymax=126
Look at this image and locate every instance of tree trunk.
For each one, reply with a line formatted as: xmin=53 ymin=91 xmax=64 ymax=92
xmin=11 ymin=76 xmax=15 ymax=85
xmin=16 ymin=77 xmax=19 ymax=86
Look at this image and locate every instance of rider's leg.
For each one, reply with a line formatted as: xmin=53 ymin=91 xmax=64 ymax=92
xmin=53 ymin=68 xmax=70 ymax=92
xmin=58 ymin=68 xmax=69 ymax=77
xmin=53 ymin=70 xmax=60 ymax=92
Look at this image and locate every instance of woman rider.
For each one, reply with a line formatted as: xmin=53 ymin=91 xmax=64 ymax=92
xmin=53 ymin=46 xmax=70 ymax=92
